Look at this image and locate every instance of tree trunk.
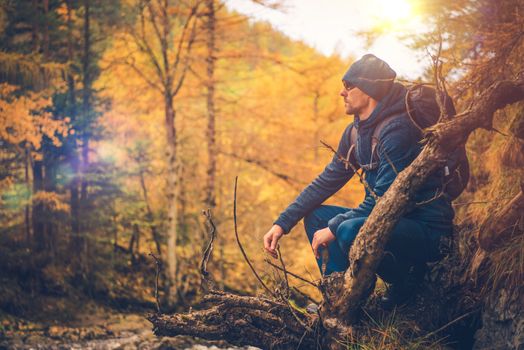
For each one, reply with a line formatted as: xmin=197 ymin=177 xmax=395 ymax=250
xmin=80 ymin=0 xmax=91 ymax=278
xmin=139 ymin=169 xmax=162 ymax=255
xmin=31 ymin=0 xmax=47 ymax=252
xmin=205 ymin=0 xmax=217 ymax=210
xmin=66 ymin=0 xmax=81 ymax=252
xmin=42 ymin=0 xmax=49 ymax=84
xmin=126 ymin=0 xmax=200 ymax=307
xmin=32 ymin=161 xmax=45 ymax=251
xmin=205 ymin=0 xmax=224 ymax=290
xmin=81 ymin=0 xmax=91 ymax=203
xmin=129 ymin=223 xmax=140 ymax=264
xmin=24 ymin=147 xmax=32 ymax=244
xmin=165 ymin=93 xmax=179 ymax=307
xmin=478 ymin=185 xmax=524 ymax=251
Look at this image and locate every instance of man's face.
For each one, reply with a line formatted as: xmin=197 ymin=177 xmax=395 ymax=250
xmin=340 ymin=81 xmax=372 ymax=116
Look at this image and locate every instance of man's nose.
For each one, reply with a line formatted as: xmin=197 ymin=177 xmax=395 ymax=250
xmin=340 ymin=89 xmax=347 ymax=97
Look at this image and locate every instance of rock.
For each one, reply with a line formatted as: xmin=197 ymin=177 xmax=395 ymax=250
xmin=474 ymin=288 xmax=524 ymax=350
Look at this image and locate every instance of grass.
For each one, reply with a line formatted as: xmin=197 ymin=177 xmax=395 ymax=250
xmin=342 ymin=307 xmax=451 ymax=350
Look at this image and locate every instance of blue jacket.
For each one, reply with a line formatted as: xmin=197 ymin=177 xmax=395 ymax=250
xmin=274 ymin=83 xmax=454 ymax=235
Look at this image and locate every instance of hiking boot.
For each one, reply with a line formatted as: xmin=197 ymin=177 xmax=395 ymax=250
xmin=380 ymin=263 xmax=427 ymax=310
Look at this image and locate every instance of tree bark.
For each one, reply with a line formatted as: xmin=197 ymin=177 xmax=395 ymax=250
xmin=81 ymin=0 xmax=91 ymax=203
xmin=31 ymin=0 xmax=48 ymax=252
xmin=205 ymin=0 xmax=217 ymax=210
xmin=478 ymin=186 xmax=524 ymax=252
xmin=139 ymin=169 xmax=162 ymax=256
xmin=78 ymin=0 xmax=92 ymax=277
xmin=149 ymin=78 xmax=524 ymax=348
xmin=165 ymin=93 xmax=179 ymax=306
xmin=31 ymin=161 xmax=45 ymax=251
xmin=148 ymin=291 xmax=318 ymax=350
xmin=66 ymin=0 xmax=81 ymax=251
xmin=24 ymin=146 xmax=32 ymax=244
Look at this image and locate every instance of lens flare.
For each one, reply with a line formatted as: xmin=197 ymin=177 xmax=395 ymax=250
xmin=378 ymin=0 xmax=412 ymax=22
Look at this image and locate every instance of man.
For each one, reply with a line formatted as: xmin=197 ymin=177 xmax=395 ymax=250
xmin=263 ymin=54 xmax=454 ymax=307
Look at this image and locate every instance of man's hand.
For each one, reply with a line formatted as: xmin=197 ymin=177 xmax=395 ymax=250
xmin=263 ymin=224 xmax=285 ymax=259
xmin=312 ymin=227 xmax=336 ymax=259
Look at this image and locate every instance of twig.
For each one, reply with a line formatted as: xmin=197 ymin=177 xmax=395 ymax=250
xmin=415 ymin=188 xmax=445 ymax=206
xmin=149 ymin=252 xmax=162 ymax=313
xmin=321 ymin=249 xmax=329 ymax=278
xmin=376 ymin=141 xmax=398 ymax=175
xmin=491 ymin=127 xmax=509 ymax=137
xmin=277 ymin=290 xmax=313 ymax=332
xmin=320 ymin=140 xmax=378 ymax=200
xmin=292 ymin=286 xmax=321 ymax=305
xmin=296 ymin=328 xmax=309 ymax=350
xmin=452 ymin=196 xmax=515 ymax=207
xmin=233 ymin=176 xmax=277 ymax=298
xmin=277 ymin=246 xmax=290 ymax=298
xmin=417 ymin=309 xmax=478 ymax=341
xmin=200 ymin=209 xmax=218 ymax=291
xmin=264 ymin=259 xmax=319 ymax=288
xmin=431 ymin=31 xmax=453 ymax=122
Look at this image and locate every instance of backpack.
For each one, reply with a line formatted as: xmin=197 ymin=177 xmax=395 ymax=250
xmin=346 ymin=84 xmax=469 ymax=200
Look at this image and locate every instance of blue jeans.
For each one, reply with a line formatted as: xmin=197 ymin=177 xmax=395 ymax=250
xmin=304 ymin=205 xmax=447 ymax=283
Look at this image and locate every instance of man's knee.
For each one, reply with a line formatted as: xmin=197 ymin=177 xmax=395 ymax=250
xmin=303 ymin=206 xmax=326 ymax=239
xmin=304 ymin=205 xmax=351 ymax=241
xmin=336 ymin=217 xmax=366 ymax=250
xmin=304 ymin=205 xmax=341 ymax=238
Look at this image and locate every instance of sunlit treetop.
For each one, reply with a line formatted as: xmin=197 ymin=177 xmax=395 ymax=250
xmin=369 ymin=0 xmax=424 ymax=32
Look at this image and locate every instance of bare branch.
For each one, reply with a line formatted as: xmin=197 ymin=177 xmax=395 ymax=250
xmin=319 ymin=140 xmax=378 ymax=201
xmin=131 ymin=7 xmax=167 ymax=87
xmin=124 ymin=56 xmax=164 ymax=92
xmin=233 ymin=177 xmax=277 ymax=298
xmin=143 ymin=0 xmax=170 ymax=88
xmin=172 ymin=5 xmax=201 ymax=96
xmin=264 ymin=259 xmax=319 ymax=288
xmin=277 ymin=247 xmax=290 ymax=298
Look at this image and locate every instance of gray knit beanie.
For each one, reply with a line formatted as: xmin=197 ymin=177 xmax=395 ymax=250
xmin=342 ymin=54 xmax=396 ymax=101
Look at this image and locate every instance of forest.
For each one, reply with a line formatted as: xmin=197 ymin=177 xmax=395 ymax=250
xmin=0 ymin=0 xmax=522 ymax=349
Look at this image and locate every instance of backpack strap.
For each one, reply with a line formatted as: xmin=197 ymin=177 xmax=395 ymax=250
xmin=347 ymin=114 xmax=404 ymax=171
xmin=346 ymin=125 xmax=358 ymax=170
xmin=370 ymin=113 xmax=405 ymax=165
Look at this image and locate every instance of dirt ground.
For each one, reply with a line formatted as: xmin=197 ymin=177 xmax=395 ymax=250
xmin=0 ymin=303 xmax=258 ymax=350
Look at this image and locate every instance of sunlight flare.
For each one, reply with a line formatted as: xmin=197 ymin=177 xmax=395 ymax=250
xmin=376 ymin=0 xmax=413 ymax=22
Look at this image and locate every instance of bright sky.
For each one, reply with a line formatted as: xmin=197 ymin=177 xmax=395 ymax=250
xmin=225 ymin=0 xmax=432 ymax=79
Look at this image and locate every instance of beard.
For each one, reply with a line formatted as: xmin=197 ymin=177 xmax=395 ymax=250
xmin=345 ymin=102 xmax=358 ymax=115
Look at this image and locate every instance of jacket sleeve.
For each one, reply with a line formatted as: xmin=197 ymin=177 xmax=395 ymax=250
xmin=327 ymin=120 xmax=417 ymax=234
xmin=274 ymin=124 xmax=356 ymax=234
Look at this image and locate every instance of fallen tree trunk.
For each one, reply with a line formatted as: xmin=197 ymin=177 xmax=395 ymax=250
xmin=149 ymin=78 xmax=524 ymax=349
xmin=148 ymin=290 xmax=319 ymax=349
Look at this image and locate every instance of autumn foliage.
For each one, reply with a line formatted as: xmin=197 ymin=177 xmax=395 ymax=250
xmin=0 ymin=0 xmax=523 ymax=349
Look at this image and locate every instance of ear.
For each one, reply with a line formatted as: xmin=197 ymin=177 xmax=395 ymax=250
xmin=367 ymin=95 xmax=378 ymax=105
